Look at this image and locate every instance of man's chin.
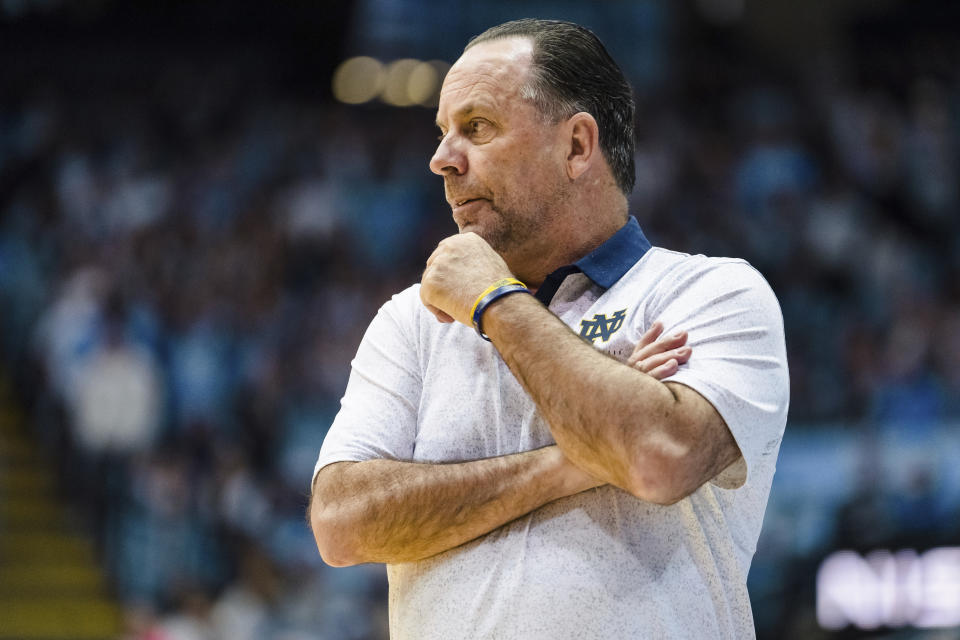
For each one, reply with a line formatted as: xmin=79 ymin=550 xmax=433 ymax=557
xmin=476 ymin=231 xmax=514 ymax=256
xmin=456 ymin=220 xmax=482 ymax=236
xmin=460 ymin=224 xmax=483 ymax=237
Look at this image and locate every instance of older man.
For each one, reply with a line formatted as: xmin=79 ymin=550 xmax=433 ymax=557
xmin=310 ymin=19 xmax=788 ymax=640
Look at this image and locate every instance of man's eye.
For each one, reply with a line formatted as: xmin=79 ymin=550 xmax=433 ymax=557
xmin=468 ymin=120 xmax=492 ymax=137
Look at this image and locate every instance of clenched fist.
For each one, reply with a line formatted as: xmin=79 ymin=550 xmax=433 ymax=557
xmin=420 ymin=233 xmax=515 ymax=325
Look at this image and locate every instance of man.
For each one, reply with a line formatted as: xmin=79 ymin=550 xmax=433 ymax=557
xmin=310 ymin=18 xmax=788 ymax=640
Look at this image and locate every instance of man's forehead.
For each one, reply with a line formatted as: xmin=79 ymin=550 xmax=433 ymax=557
xmin=436 ymin=37 xmax=534 ymax=120
xmin=452 ymin=37 xmax=534 ymax=77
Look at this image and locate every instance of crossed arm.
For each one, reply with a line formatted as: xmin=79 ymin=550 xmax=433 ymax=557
xmin=310 ymin=319 xmax=709 ymax=567
xmin=481 ymin=293 xmax=740 ymax=504
xmin=311 ymin=443 xmax=599 ymax=566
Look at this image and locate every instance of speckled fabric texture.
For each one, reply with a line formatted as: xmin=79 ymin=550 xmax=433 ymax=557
xmin=315 ymin=244 xmax=789 ymax=640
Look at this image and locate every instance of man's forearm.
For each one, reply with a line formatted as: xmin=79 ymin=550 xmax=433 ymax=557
xmin=309 ymin=445 xmax=600 ymax=566
xmin=482 ymin=293 xmax=692 ymax=501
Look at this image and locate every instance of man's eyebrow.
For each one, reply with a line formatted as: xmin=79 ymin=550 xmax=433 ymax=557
xmin=435 ymin=103 xmax=490 ymax=129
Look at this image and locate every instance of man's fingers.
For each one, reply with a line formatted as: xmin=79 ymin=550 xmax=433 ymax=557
xmin=647 ymin=359 xmax=679 ymax=380
xmin=425 ymin=304 xmax=455 ymax=323
xmin=419 ymin=283 xmax=454 ymax=322
xmin=673 ymin=345 xmax=692 ymax=365
xmin=628 ymin=330 xmax=688 ymax=366
xmin=633 ymin=348 xmax=690 ymax=374
xmin=635 ymin=321 xmax=664 ymax=351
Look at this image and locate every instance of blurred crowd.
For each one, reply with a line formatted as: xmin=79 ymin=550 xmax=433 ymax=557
xmin=1 ymin=59 xmax=428 ymax=638
xmin=1 ymin=4 xmax=959 ymax=639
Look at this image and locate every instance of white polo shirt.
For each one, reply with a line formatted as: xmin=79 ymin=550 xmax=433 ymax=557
xmin=314 ymin=218 xmax=789 ymax=640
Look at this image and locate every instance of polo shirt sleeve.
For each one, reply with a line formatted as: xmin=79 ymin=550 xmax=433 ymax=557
xmin=646 ymin=259 xmax=789 ymax=490
xmin=312 ymin=287 xmax=421 ymax=484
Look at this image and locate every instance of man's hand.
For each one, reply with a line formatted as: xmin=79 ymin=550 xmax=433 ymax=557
xmin=421 ymin=233 xmax=514 ymax=325
xmin=627 ymin=321 xmax=690 ymax=379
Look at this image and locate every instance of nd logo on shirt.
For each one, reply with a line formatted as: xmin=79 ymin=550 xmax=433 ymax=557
xmin=579 ymin=309 xmax=627 ymax=343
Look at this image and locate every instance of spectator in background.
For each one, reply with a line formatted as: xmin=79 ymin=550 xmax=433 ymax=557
xmin=72 ymin=292 xmax=163 ymax=458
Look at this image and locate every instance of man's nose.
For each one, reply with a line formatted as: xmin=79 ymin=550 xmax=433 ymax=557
xmin=429 ymin=135 xmax=467 ymax=176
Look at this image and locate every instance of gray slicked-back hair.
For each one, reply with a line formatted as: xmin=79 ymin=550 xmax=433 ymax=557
xmin=466 ymin=19 xmax=636 ymax=196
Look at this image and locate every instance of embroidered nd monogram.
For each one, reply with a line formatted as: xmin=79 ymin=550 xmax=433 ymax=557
xmin=579 ymin=309 xmax=627 ymax=344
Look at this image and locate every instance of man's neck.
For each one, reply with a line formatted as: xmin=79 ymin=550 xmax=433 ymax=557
xmin=510 ymin=204 xmax=629 ymax=289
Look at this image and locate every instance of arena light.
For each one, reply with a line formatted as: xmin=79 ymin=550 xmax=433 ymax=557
xmin=381 ymin=58 xmax=421 ymax=107
xmin=408 ymin=60 xmax=451 ymax=108
xmin=333 ymin=57 xmax=450 ymax=108
xmin=817 ymin=548 xmax=960 ymax=630
xmin=332 ymin=56 xmax=385 ymax=105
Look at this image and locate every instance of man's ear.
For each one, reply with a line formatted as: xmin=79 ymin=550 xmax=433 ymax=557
xmin=565 ymin=112 xmax=600 ymax=181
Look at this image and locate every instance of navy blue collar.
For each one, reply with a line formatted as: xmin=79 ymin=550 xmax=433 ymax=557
xmin=534 ymin=216 xmax=652 ymax=305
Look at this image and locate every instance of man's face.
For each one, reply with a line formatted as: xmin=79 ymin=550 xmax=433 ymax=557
xmin=430 ymin=38 xmax=569 ymax=260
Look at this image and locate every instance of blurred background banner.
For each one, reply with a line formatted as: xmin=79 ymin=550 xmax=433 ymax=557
xmin=0 ymin=1 xmax=958 ymax=639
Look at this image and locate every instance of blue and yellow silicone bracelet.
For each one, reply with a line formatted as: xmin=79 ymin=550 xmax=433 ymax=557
xmin=470 ymin=277 xmax=531 ymax=341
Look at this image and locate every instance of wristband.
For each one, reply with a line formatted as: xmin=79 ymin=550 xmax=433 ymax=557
xmin=470 ymin=278 xmax=531 ymax=341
